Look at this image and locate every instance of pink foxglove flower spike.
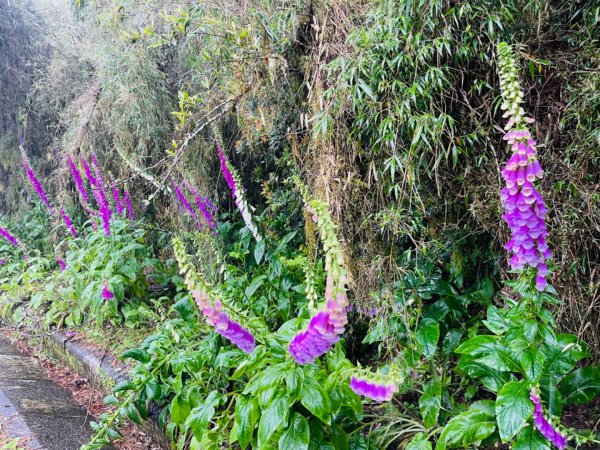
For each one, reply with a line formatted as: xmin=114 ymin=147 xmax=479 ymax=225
xmin=497 ymin=43 xmax=551 ymax=291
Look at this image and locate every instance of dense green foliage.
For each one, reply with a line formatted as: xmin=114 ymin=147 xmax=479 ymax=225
xmin=0 ymin=0 xmax=599 ymax=449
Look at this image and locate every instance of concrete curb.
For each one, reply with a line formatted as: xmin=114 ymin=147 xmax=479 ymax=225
xmin=41 ymin=331 xmax=170 ymax=449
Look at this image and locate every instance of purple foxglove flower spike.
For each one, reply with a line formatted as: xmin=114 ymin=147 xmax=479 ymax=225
xmin=530 ymin=389 xmax=567 ymax=450
xmin=0 ymin=226 xmax=19 ymax=247
xmin=85 ymin=153 xmax=111 ymax=236
xmin=67 ymin=155 xmax=89 ymax=203
xmin=289 ymin=186 xmax=349 ymax=365
xmin=112 ymin=184 xmax=123 ymax=215
xmin=192 ymin=290 xmax=255 ymax=353
xmin=123 ymin=189 xmax=134 ymax=220
xmin=215 ymin=131 xmax=261 ymax=241
xmin=184 ymin=181 xmax=218 ymax=230
xmin=173 ymin=180 xmax=197 ymax=223
xmin=22 ymin=153 xmax=52 ymax=211
xmin=350 ymin=377 xmax=398 ymax=402
xmin=60 ymin=208 xmax=77 ymax=238
xmin=497 ymin=43 xmax=551 ymax=291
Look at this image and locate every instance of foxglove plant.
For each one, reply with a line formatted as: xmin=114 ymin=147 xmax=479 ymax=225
xmin=86 ymin=153 xmax=112 ymax=236
xmin=530 ymin=389 xmax=567 ymax=450
xmin=215 ymin=132 xmax=261 ymax=241
xmin=22 ymin=150 xmax=52 ymax=212
xmin=498 ymin=43 xmax=551 ymax=291
xmin=172 ymin=180 xmax=198 ymax=228
xmin=173 ymin=236 xmax=255 ymax=353
xmin=112 ymin=184 xmax=123 ymax=215
xmin=350 ymin=377 xmax=399 ymax=402
xmin=184 ymin=181 xmax=218 ymax=230
xmin=289 ymin=180 xmax=349 ymax=364
xmin=67 ymin=154 xmax=89 ymax=203
xmin=60 ymin=208 xmax=77 ymax=238
xmin=123 ymin=190 xmax=134 ymax=221
xmin=0 ymin=226 xmax=19 ymax=247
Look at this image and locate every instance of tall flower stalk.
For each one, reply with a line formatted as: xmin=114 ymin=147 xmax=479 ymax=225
xmin=184 ymin=181 xmax=218 ymax=231
xmin=289 ymin=178 xmax=348 ymax=364
xmin=173 ymin=236 xmax=255 ymax=353
xmin=67 ymin=154 xmax=89 ymax=203
xmin=0 ymin=226 xmax=19 ymax=247
xmin=22 ymin=149 xmax=52 ymax=212
xmin=530 ymin=389 xmax=567 ymax=450
xmin=214 ymin=129 xmax=261 ymax=241
xmin=497 ymin=43 xmax=551 ymax=291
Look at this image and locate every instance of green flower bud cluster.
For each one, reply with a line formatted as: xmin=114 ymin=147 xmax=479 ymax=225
xmin=497 ymin=42 xmax=535 ymax=130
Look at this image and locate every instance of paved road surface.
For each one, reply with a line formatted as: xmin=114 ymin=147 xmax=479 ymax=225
xmin=0 ymin=336 xmax=94 ymax=449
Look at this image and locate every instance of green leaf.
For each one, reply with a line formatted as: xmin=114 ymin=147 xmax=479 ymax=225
xmin=560 ymin=366 xmax=600 ymax=404
xmin=173 ymin=296 xmax=195 ymax=319
xmin=513 ymin=426 xmax=551 ymax=450
xmin=113 ymin=380 xmax=135 ymax=393
xmin=301 ymin=379 xmax=331 ymax=424
xmin=245 ymin=275 xmax=266 ymax=300
xmin=121 ymin=348 xmax=151 ymax=363
xmin=455 ymin=335 xmax=499 ymax=356
xmin=254 ymin=240 xmax=266 ymax=264
xmin=406 ymin=433 xmax=432 ymax=450
xmin=258 ymin=393 xmax=291 ymax=448
xmin=278 ymin=413 xmax=309 ymax=450
xmin=232 ymin=395 xmax=260 ymax=449
xmin=186 ymin=401 xmax=216 ymax=441
xmin=419 ymin=378 xmax=442 ymax=428
xmin=330 ymin=424 xmax=348 ymax=450
xmin=496 ymin=380 xmax=534 ymax=442
xmin=435 ymin=401 xmax=496 ymax=450
xmin=416 ymin=318 xmax=440 ymax=359
xmin=170 ymin=394 xmax=191 ymax=425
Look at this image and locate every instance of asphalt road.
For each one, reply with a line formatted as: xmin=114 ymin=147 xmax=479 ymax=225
xmin=0 ymin=336 xmax=95 ymax=449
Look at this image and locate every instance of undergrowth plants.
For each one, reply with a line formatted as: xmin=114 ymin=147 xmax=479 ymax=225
xmin=0 ymin=3 xmax=599 ymax=450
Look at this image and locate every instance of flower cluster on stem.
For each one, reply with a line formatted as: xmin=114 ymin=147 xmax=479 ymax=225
xmin=350 ymin=377 xmax=398 ymax=402
xmin=497 ymin=42 xmax=551 ymax=291
xmin=173 ymin=236 xmax=255 ymax=353
xmin=0 ymin=226 xmax=19 ymax=247
xmin=530 ymin=389 xmax=567 ymax=450
xmin=289 ymin=179 xmax=348 ymax=364
xmin=22 ymin=149 xmax=52 ymax=212
xmin=214 ymin=129 xmax=261 ymax=241
xmin=67 ymin=154 xmax=89 ymax=204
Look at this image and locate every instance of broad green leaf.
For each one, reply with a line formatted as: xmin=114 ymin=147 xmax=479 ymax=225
xmin=560 ymin=366 xmax=600 ymax=404
xmin=186 ymin=399 xmax=217 ymax=441
xmin=145 ymin=380 xmax=161 ymax=401
xmin=170 ymin=394 xmax=191 ymax=425
xmin=513 ymin=426 xmax=551 ymax=450
xmin=456 ymin=355 xmax=512 ymax=392
xmin=301 ymin=379 xmax=331 ymax=424
xmin=254 ymin=240 xmax=266 ymax=264
xmin=419 ymin=378 xmax=442 ymax=428
xmin=416 ymin=318 xmax=440 ymax=359
xmin=246 ymin=275 xmax=267 ymax=299
xmin=455 ymin=335 xmax=500 ymax=356
xmin=231 ymin=395 xmax=260 ymax=449
xmin=121 ymin=348 xmax=151 ymax=363
xmin=279 ymin=413 xmax=310 ymax=450
xmin=330 ymin=424 xmax=348 ymax=450
xmin=406 ymin=433 xmax=432 ymax=450
xmin=435 ymin=401 xmax=496 ymax=450
xmin=258 ymin=393 xmax=291 ymax=448
xmin=540 ymin=373 xmax=563 ymax=417
xmin=496 ymin=380 xmax=533 ymax=442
